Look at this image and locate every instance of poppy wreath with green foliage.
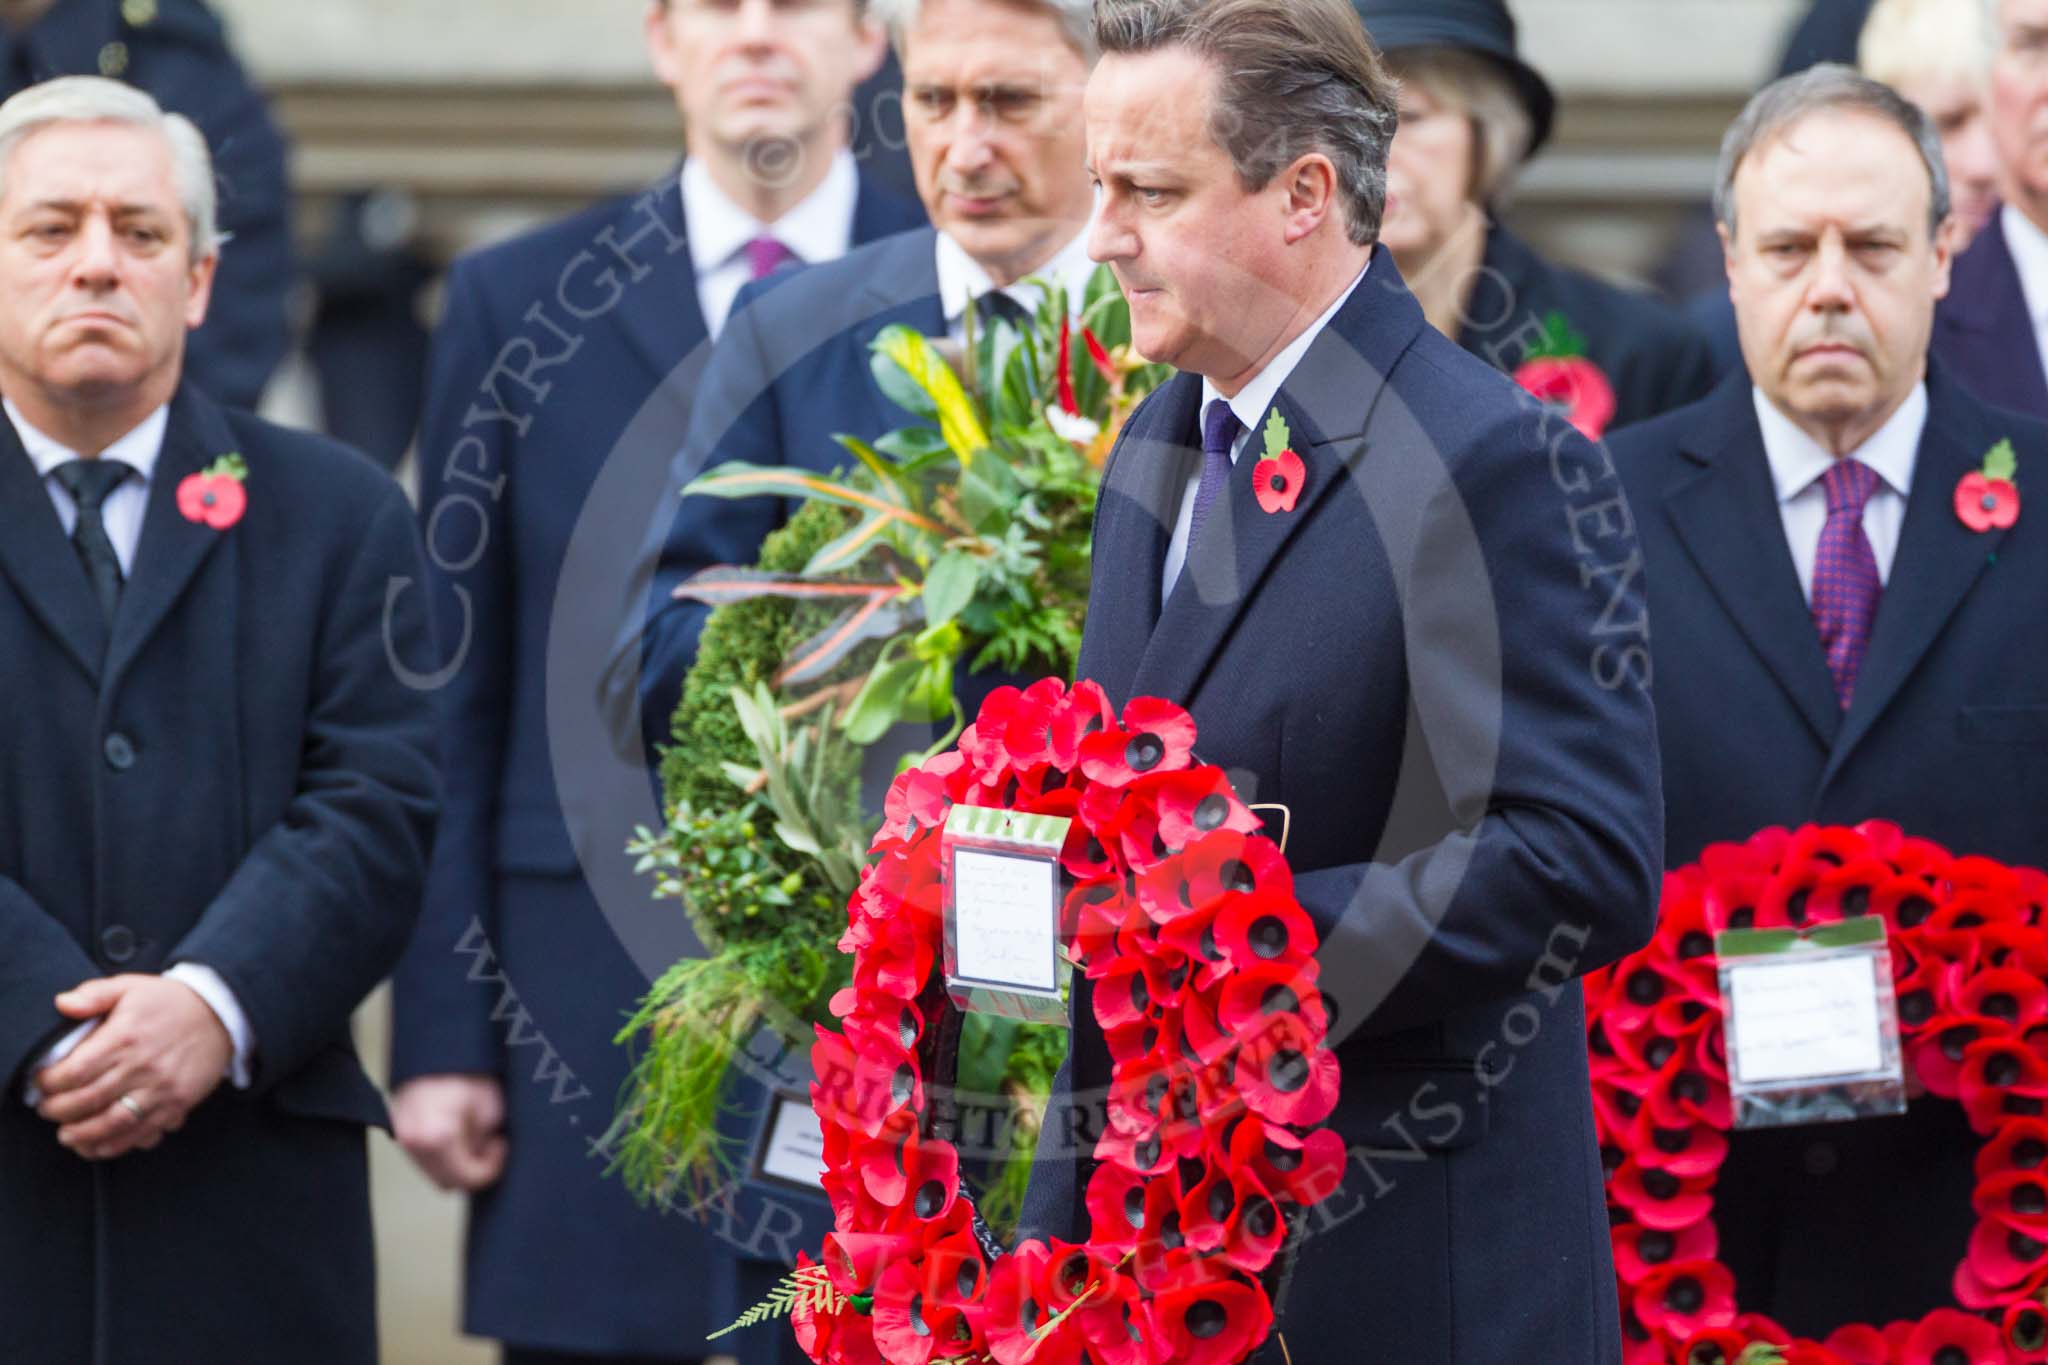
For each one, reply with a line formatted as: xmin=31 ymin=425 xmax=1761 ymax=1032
xmin=1587 ymin=822 xmax=2048 ymax=1365
xmin=786 ymin=679 xmax=1347 ymax=1365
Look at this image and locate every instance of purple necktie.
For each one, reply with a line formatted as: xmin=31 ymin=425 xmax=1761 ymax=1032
xmin=1188 ymin=398 xmax=1242 ymax=556
xmin=1811 ymin=458 xmax=1884 ymax=710
xmin=744 ymin=235 xmax=799 ymax=280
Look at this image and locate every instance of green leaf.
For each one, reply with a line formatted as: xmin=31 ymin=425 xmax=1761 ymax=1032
xmin=956 ymin=1014 xmax=1021 ymax=1096
xmin=802 ymin=512 xmax=909 ymax=577
xmin=673 ymin=568 xmax=905 ymax=608
xmin=684 ymin=462 xmax=945 ymax=535
xmin=872 ymin=325 xmax=990 ymax=466
xmin=829 ymin=434 xmax=914 ymax=505
xmin=961 ymin=450 xmax=1024 ymax=530
xmin=873 ymin=426 xmax=949 ymax=463
xmin=776 ymin=593 xmax=911 ymax=687
xmin=1985 ymin=437 xmax=2019 ymax=484
xmin=1082 ymin=261 xmax=1120 ymax=316
xmin=1261 ymin=409 xmax=1291 ymax=462
xmin=839 ymin=655 xmax=923 ymax=745
xmin=871 ymin=346 xmax=939 ymax=422
xmin=922 ymin=550 xmax=982 ymax=629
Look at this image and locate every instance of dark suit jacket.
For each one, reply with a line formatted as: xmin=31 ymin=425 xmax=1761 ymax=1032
xmin=1935 ymin=210 xmax=2048 ymax=422
xmin=387 ymin=171 xmax=922 ymax=1358
xmin=1461 ymin=226 xmax=1717 ymax=432
xmin=0 ymin=384 xmax=437 ymax=1364
xmin=636 ymin=225 xmax=948 ymax=743
xmin=1610 ymin=367 xmax=2048 ymax=1335
xmin=1022 ymin=256 xmax=1665 ymax=1364
xmin=0 ymin=0 xmax=294 ymax=409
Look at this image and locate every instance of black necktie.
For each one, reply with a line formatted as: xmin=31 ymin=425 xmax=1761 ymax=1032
xmin=974 ymin=290 xmax=1031 ymax=332
xmin=52 ymin=458 xmax=132 ymax=622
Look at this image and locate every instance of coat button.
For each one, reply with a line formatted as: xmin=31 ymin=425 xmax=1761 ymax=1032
xmin=100 ymin=925 xmax=136 ymax=965
xmin=103 ymin=733 xmax=135 ymax=771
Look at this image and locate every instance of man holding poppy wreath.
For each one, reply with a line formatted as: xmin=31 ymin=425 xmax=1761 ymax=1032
xmin=1611 ymin=66 xmax=2048 ymax=1337
xmin=1019 ymin=0 xmax=1667 ymax=1359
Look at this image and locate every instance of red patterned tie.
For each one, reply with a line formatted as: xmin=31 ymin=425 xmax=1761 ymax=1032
xmin=744 ymin=235 xmax=799 ymax=280
xmin=1811 ymin=458 xmax=1883 ymax=710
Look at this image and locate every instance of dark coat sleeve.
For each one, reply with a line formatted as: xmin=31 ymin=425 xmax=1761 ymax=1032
xmin=0 ymin=876 xmax=101 ymax=1091
xmin=171 ymin=477 xmax=439 ymax=1088
xmin=634 ymin=277 xmax=793 ymax=759
xmin=1300 ymin=404 xmax=1665 ymax=1037
xmin=385 ymin=258 xmax=517 ymax=1085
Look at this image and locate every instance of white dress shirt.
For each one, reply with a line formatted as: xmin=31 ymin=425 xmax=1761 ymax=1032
xmin=2000 ymin=203 xmax=2048 ymax=401
xmin=934 ymin=227 xmax=1100 ymax=340
xmin=683 ymin=149 xmax=860 ymax=340
xmin=1161 ymin=257 xmax=1374 ymax=597
xmin=8 ymin=400 xmax=257 ymax=1106
xmin=1751 ymin=381 xmax=1925 ymax=602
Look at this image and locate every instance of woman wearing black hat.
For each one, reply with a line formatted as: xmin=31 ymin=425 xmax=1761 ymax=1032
xmin=1359 ymin=0 xmax=1717 ymax=439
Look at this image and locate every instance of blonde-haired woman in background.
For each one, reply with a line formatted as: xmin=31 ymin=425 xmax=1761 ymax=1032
xmin=1860 ymin=0 xmax=1999 ymax=250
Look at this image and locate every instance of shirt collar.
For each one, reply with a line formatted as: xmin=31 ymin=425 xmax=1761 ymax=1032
xmin=1752 ymin=380 xmax=1926 ymax=504
xmin=936 ymin=226 xmax=1100 ymax=325
xmin=1201 ymin=254 xmax=1373 ymax=448
xmin=680 ymin=149 xmax=860 ymax=276
xmin=2004 ymin=202 xmax=2048 ymax=328
xmin=6 ymin=398 xmax=170 ymax=483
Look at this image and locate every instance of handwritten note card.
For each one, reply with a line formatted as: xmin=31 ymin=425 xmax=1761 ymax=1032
xmin=1726 ymin=954 xmax=1885 ymax=1086
xmin=950 ymin=848 xmax=1058 ymax=992
xmin=757 ymin=1094 xmax=827 ymax=1190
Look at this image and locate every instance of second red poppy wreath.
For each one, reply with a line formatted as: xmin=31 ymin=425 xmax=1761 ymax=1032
xmin=1589 ymin=821 xmax=2048 ymax=1365
xmin=790 ymin=678 xmax=1346 ymax=1365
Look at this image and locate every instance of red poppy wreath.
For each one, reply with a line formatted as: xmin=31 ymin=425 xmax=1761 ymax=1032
xmin=789 ymin=678 xmax=1346 ymax=1365
xmin=1587 ymin=821 xmax=2048 ymax=1365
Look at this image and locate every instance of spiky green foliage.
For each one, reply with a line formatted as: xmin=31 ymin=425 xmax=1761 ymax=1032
xmin=707 ymin=1263 xmax=843 ymax=1340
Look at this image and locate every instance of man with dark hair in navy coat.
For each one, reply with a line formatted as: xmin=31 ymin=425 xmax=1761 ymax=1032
xmin=384 ymin=1 xmax=923 ymax=1361
xmin=0 ymin=0 xmax=293 ymax=410
xmin=0 ymin=78 xmax=436 ymax=1363
xmin=1613 ymin=65 xmax=2046 ymax=1335
xmin=1020 ymin=1 xmax=1665 ymax=1360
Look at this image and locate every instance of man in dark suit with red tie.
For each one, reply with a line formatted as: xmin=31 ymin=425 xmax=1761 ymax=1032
xmin=1614 ymin=65 xmax=2048 ymax=1335
xmin=1021 ymin=1 xmax=1666 ymax=1360
xmin=0 ymin=77 xmax=436 ymax=1363
xmin=384 ymin=1 xmax=923 ymax=1362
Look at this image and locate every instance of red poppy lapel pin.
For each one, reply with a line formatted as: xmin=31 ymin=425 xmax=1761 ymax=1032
xmin=1253 ymin=410 xmax=1305 ymax=515
xmin=1956 ymin=437 xmax=2020 ymax=533
xmin=176 ymin=452 xmax=248 ymax=531
xmin=1512 ymin=310 xmax=1617 ymax=441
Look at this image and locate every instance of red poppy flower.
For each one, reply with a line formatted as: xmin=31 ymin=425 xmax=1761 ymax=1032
xmin=1962 ymin=1037 xmax=2048 ymax=1131
xmin=1678 ymin=1326 xmax=1755 ymax=1365
xmin=1218 ymin=960 xmax=1327 ymax=1039
xmin=1978 ymin=1119 xmax=2048 ymax=1183
xmin=1901 ymin=1307 xmax=2005 ymax=1365
xmin=794 ymin=1272 xmax=886 ymax=1365
xmin=1612 ymin=1218 xmax=1718 ymax=1285
xmin=1067 ymin=878 xmax=1139 ymax=970
xmin=176 ymin=470 xmax=247 ymax=529
xmin=1093 ymin=1121 xmax=1175 ymax=1179
xmin=1224 ymin=1115 xmax=1344 ymax=1207
xmin=1979 ymin=1168 xmax=2048 ymax=1241
xmin=1084 ymin=1161 xmax=1151 ymax=1256
xmin=1092 ymin=953 xmax=1167 ymax=1032
xmin=1078 ymin=696 xmax=1197 ymax=785
xmin=1182 ymin=830 xmax=1294 ymax=908
xmin=1633 ymin=1260 xmax=1736 ymax=1341
xmin=872 ymin=1256 xmax=971 ymax=1365
xmin=1236 ymin=1011 xmax=1339 ymax=1126
xmin=880 ymin=754 xmax=962 ymax=840
xmin=1911 ymin=1013 xmax=2006 ymax=1100
xmin=861 ymin=1116 xmax=959 ymax=1218
xmin=1212 ymin=889 xmax=1315 ymax=972
xmin=1818 ymin=1322 xmax=1893 ymax=1364
xmin=1248 ymin=448 xmax=1306 ymax=516
xmin=1515 ymin=354 xmax=1617 ymax=440
xmin=1959 ymin=1208 xmax=2048 ymax=1301
xmin=1140 ymin=766 xmax=1262 ymax=851
xmin=1957 ymin=471 xmax=2021 ymax=532
xmin=1634 ymin=1120 xmax=1728 ymax=1180
xmin=1106 ymin=1050 xmax=1180 ymax=1137
xmin=2005 ymin=1298 xmax=2048 ymax=1361
xmin=1146 ymin=1264 xmax=1273 ymax=1365
xmin=1646 ymin=1060 xmax=1731 ymax=1131
xmin=984 ymin=1243 xmax=1061 ymax=1365
xmin=1611 ymin=1156 xmax=1714 ymax=1230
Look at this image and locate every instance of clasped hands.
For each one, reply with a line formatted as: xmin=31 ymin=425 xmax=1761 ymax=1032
xmin=31 ymin=974 xmax=233 ymax=1161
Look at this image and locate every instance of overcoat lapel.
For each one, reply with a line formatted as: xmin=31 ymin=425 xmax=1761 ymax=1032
xmin=1661 ymin=383 xmax=1844 ymax=751
xmin=0 ymin=412 xmax=107 ymax=683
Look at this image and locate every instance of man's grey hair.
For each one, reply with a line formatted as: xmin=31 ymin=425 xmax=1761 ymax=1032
xmin=1094 ymin=0 xmax=1400 ymax=246
xmin=1714 ymin=63 xmax=1951 ymax=239
xmin=868 ymin=0 xmax=1097 ymax=62
xmin=0 ymin=76 xmax=223 ymax=260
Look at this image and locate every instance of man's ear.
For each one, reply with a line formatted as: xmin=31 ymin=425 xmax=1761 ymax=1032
xmin=644 ymin=1 xmax=683 ymax=90
xmin=849 ymin=11 xmax=890 ymax=88
xmin=183 ymin=252 xmax=218 ymax=332
xmin=1281 ymin=153 xmax=1340 ymax=246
